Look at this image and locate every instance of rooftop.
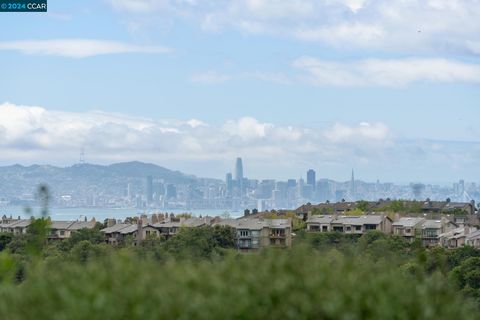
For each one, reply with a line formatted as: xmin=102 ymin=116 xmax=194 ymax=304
xmin=392 ymin=217 xmax=426 ymax=228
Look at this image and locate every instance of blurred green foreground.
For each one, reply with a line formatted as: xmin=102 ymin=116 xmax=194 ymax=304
xmin=0 ymin=218 xmax=479 ymax=320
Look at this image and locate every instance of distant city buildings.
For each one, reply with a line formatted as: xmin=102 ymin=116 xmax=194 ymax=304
xmin=0 ymin=159 xmax=478 ymax=212
xmin=307 ymin=169 xmax=316 ymax=191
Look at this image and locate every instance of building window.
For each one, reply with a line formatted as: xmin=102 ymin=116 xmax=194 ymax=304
xmin=271 ymin=229 xmax=285 ymax=237
xmin=239 ymin=230 xmax=250 ymax=237
xmin=355 ymin=226 xmax=362 ymax=231
xmin=322 ymin=226 xmax=328 ymax=232
xmin=364 ymin=224 xmax=377 ymax=231
xmin=239 ymin=240 xmax=251 ymax=248
xmin=60 ymin=230 xmax=65 ymax=236
xmin=424 ymin=229 xmax=438 ymax=238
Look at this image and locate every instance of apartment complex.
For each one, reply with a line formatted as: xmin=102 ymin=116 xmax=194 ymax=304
xmin=0 ymin=216 xmax=96 ymax=238
xmin=215 ymin=218 xmax=292 ymax=251
xmin=306 ymin=215 xmax=392 ymax=235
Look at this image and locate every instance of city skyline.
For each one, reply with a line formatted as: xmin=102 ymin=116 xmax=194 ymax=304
xmin=0 ymin=154 xmax=477 ymax=186
xmin=2 ymin=157 xmax=477 ymax=209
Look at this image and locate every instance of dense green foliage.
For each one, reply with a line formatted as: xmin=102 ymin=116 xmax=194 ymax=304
xmin=0 ymin=220 xmax=479 ymax=319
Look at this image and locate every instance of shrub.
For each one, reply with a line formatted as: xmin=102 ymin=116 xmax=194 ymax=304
xmin=0 ymin=247 xmax=477 ymax=320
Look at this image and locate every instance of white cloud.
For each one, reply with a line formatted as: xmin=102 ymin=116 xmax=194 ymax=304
xmin=190 ymin=57 xmax=480 ymax=87
xmin=1 ymin=102 xmax=478 ymax=180
xmin=0 ymin=102 xmax=390 ymax=162
xmin=293 ymin=56 xmax=480 ymax=87
xmin=222 ymin=117 xmax=273 ymax=141
xmin=294 ymin=23 xmax=385 ymax=47
xmin=106 ymin=0 xmax=480 ymax=55
xmin=0 ymin=39 xmax=170 ymax=58
xmin=325 ymin=122 xmax=389 ymax=143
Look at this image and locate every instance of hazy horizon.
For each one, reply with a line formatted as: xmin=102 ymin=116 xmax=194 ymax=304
xmin=0 ymin=158 xmax=472 ymax=186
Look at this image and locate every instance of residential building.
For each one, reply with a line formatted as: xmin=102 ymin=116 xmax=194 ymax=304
xmin=421 ymin=219 xmax=457 ymax=247
xmin=0 ymin=219 xmax=31 ymax=235
xmin=153 ymin=217 xmax=211 ymax=240
xmin=306 ymin=215 xmax=392 ymax=235
xmin=48 ymin=220 xmax=96 ymax=240
xmin=392 ymin=217 xmax=425 ymax=242
xmin=214 ymin=218 xmax=292 ymax=251
xmin=101 ymin=220 xmax=161 ymax=245
xmin=297 ymin=200 xmax=477 ymax=216
xmin=101 ymin=223 xmax=136 ymax=245
xmin=466 ymin=230 xmax=480 ymax=248
xmin=306 ymin=215 xmax=335 ymax=232
xmin=439 ymin=227 xmax=468 ymax=249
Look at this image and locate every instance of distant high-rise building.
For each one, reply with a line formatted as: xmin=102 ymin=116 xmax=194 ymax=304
xmin=145 ymin=176 xmax=153 ymax=204
xmin=350 ymin=169 xmax=356 ymax=201
xmin=297 ymin=178 xmax=304 ymax=198
xmin=127 ymin=183 xmax=132 ymax=200
xmin=165 ymin=184 xmax=177 ymax=200
xmin=226 ymin=172 xmax=233 ymax=197
xmin=317 ymin=180 xmax=332 ymax=202
xmin=235 ymin=157 xmax=244 ymax=182
xmin=154 ymin=182 xmax=165 ymax=201
xmin=235 ymin=157 xmax=244 ymax=199
xmin=307 ymin=169 xmax=316 ymax=191
xmin=287 ymin=179 xmax=297 ymax=188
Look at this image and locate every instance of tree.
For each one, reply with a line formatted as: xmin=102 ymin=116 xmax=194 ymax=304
xmin=212 ymin=226 xmax=236 ymax=248
xmin=0 ymin=233 xmax=13 ymax=252
xmin=70 ymin=241 xmax=105 ymax=264
xmin=345 ymin=208 xmax=363 ymax=216
xmin=449 ymin=257 xmax=480 ymax=300
xmin=388 ymin=200 xmax=406 ymax=213
xmin=59 ymin=227 xmax=105 ymax=252
xmin=356 ymin=200 xmax=370 ymax=212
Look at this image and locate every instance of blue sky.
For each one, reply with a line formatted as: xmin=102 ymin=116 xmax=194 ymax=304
xmin=0 ymin=0 xmax=479 ymax=183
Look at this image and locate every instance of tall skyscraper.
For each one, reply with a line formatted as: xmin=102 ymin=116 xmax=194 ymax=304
xmin=307 ymin=169 xmax=316 ymax=191
xmin=235 ymin=157 xmax=244 ymax=182
xmin=235 ymin=157 xmax=244 ymax=199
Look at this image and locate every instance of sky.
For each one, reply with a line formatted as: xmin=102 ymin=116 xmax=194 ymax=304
xmin=0 ymin=0 xmax=479 ymax=183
